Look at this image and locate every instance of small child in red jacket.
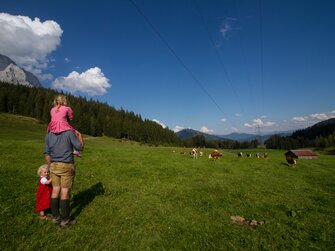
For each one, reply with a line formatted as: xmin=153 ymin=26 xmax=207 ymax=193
xmin=35 ymin=164 xmax=52 ymax=219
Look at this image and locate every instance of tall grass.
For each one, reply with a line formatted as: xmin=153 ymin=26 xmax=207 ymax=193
xmin=0 ymin=113 xmax=334 ymax=250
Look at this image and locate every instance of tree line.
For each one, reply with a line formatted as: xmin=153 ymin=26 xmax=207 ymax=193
xmin=3 ymin=81 xmax=333 ymax=149
xmin=0 ymin=82 xmax=180 ymax=145
xmin=0 ymin=82 xmax=265 ymax=149
xmin=182 ymin=134 xmax=260 ymax=149
xmin=265 ymin=119 xmax=335 ymax=149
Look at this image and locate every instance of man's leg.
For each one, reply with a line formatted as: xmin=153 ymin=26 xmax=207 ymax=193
xmin=50 ymin=186 xmax=61 ymax=223
xmin=60 ymin=187 xmax=70 ymax=221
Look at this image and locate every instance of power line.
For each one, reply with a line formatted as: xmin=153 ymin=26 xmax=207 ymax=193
xmin=192 ymin=0 xmax=245 ymax=116
xmin=258 ymin=0 xmax=265 ymax=139
xmin=128 ymin=0 xmax=236 ymax=127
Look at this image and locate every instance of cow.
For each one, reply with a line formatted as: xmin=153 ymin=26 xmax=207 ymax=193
xmin=286 ymin=156 xmax=297 ymax=167
xmin=255 ymin=153 xmax=260 ymax=158
xmin=190 ymin=148 xmax=198 ymax=159
xmin=238 ymin=152 xmax=243 ymax=157
xmin=246 ymin=153 xmax=251 ymax=158
xmin=209 ymin=150 xmax=222 ymax=159
xmin=263 ymin=153 xmax=269 ymax=159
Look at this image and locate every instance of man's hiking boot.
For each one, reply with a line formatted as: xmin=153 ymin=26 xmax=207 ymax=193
xmin=52 ymin=216 xmax=61 ymax=225
xmin=60 ymin=219 xmax=77 ymax=229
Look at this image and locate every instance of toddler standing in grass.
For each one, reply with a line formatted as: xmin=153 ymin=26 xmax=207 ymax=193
xmin=47 ymin=94 xmax=83 ymax=157
xmin=35 ymin=164 xmax=52 ymax=219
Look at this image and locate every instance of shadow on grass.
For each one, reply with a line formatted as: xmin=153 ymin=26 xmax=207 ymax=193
xmin=71 ymin=182 xmax=105 ymax=218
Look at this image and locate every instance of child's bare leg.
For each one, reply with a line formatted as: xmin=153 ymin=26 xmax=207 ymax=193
xmin=39 ymin=211 xmax=46 ymax=219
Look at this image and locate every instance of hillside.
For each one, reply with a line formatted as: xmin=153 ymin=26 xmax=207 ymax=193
xmin=0 ymin=82 xmax=180 ymax=145
xmin=292 ymin=118 xmax=335 ymax=140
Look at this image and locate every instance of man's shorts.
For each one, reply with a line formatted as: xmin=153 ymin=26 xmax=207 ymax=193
xmin=50 ymin=162 xmax=76 ymax=188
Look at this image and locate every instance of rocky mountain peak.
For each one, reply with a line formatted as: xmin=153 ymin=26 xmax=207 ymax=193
xmin=0 ymin=54 xmax=41 ymax=87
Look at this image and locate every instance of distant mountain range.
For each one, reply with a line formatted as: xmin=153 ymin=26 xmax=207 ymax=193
xmin=0 ymin=54 xmax=41 ymax=87
xmin=176 ymin=128 xmax=295 ymax=142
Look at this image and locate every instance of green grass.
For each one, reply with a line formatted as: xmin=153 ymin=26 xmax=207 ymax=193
xmin=1 ymin=113 xmax=334 ymax=250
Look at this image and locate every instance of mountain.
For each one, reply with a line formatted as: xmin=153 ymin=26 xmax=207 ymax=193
xmin=0 ymin=54 xmax=41 ymax=87
xmin=221 ymin=130 xmax=294 ymax=142
xmin=176 ymin=129 xmax=230 ymax=141
xmin=220 ymin=132 xmax=258 ymax=141
xmin=177 ymin=129 xmax=295 ymax=142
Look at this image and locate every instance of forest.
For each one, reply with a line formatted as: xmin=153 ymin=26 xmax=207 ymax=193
xmin=265 ymin=119 xmax=335 ymax=149
xmin=0 ymin=82 xmax=180 ymax=146
xmin=1 ymin=82 xmax=334 ymax=149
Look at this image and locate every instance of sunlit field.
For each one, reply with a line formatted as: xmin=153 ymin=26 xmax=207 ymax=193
xmin=0 ymin=113 xmax=334 ymax=250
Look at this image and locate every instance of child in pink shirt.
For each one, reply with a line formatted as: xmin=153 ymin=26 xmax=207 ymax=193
xmin=48 ymin=95 xmax=83 ymax=156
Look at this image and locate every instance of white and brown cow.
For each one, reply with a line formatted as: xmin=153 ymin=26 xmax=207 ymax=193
xmin=209 ymin=150 xmax=223 ymax=159
xmin=190 ymin=148 xmax=198 ymax=159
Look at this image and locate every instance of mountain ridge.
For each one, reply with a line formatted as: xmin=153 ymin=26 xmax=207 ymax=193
xmin=0 ymin=54 xmax=41 ymax=87
xmin=177 ymin=129 xmax=295 ymax=142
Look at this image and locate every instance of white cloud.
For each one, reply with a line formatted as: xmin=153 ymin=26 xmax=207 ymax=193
xmin=65 ymin=57 xmax=70 ymax=63
xmin=220 ymin=23 xmax=231 ymax=37
xmin=219 ymin=18 xmax=236 ymax=38
xmin=292 ymin=116 xmax=307 ymax=122
xmin=173 ymin=125 xmax=184 ymax=133
xmin=235 ymin=113 xmax=241 ymax=117
xmin=52 ymin=67 xmax=111 ymax=96
xmin=0 ymin=13 xmax=63 ymax=80
xmin=221 ymin=118 xmax=227 ymax=122
xmin=200 ymin=126 xmax=214 ymax=134
xmin=310 ymin=113 xmax=329 ymax=121
xmin=152 ymin=119 xmax=166 ymax=128
xmin=292 ymin=111 xmax=335 ymax=123
xmin=244 ymin=118 xmax=275 ymax=129
xmin=231 ymin=127 xmax=238 ymax=132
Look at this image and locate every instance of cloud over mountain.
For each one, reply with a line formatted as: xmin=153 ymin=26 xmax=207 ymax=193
xmin=0 ymin=13 xmax=63 ymax=79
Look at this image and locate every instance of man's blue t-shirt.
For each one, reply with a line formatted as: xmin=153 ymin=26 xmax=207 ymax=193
xmin=44 ymin=130 xmax=83 ymax=163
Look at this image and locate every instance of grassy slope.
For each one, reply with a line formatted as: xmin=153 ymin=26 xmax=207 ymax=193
xmin=0 ymin=113 xmax=334 ymax=250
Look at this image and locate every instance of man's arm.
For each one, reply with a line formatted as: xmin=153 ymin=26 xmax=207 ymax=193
xmin=45 ymin=154 xmax=51 ymax=167
xmin=69 ymin=131 xmax=84 ymax=151
xmin=44 ymin=133 xmax=51 ymax=166
xmin=75 ymin=130 xmax=84 ymax=146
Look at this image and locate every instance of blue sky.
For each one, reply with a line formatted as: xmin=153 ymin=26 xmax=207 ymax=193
xmin=1 ymin=0 xmax=334 ymax=135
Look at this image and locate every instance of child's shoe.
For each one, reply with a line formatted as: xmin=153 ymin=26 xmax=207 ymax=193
xmin=73 ymin=150 xmax=81 ymax=157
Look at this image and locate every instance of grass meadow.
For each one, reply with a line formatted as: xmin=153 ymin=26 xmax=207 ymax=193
xmin=0 ymin=113 xmax=334 ymax=250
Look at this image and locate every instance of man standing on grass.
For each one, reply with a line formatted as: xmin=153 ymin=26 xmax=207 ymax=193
xmin=44 ymin=130 xmax=84 ymax=228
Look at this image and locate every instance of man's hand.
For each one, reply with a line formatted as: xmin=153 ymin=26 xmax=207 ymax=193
xmin=45 ymin=154 xmax=51 ymax=167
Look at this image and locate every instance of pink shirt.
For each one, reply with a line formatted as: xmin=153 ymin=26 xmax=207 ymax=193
xmin=48 ymin=105 xmax=74 ymax=133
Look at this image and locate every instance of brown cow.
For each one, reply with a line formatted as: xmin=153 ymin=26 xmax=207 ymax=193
xmin=209 ymin=150 xmax=223 ymax=159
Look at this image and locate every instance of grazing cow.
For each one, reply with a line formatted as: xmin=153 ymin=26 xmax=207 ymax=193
xmin=255 ymin=153 xmax=260 ymax=158
xmin=238 ymin=152 xmax=243 ymax=157
xmin=263 ymin=153 xmax=269 ymax=159
xmin=209 ymin=150 xmax=223 ymax=159
xmin=286 ymin=156 xmax=297 ymax=167
xmin=246 ymin=153 xmax=251 ymax=158
xmin=190 ymin=148 xmax=198 ymax=159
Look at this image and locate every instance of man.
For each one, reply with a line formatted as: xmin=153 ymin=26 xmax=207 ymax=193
xmin=44 ymin=130 xmax=84 ymax=228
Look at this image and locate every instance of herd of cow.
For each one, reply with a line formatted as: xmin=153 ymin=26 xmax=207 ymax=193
xmin=178 ymin=148 xmax=298 ymax=167
xmin=184 ymin=148 xmax=269 ymax=160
